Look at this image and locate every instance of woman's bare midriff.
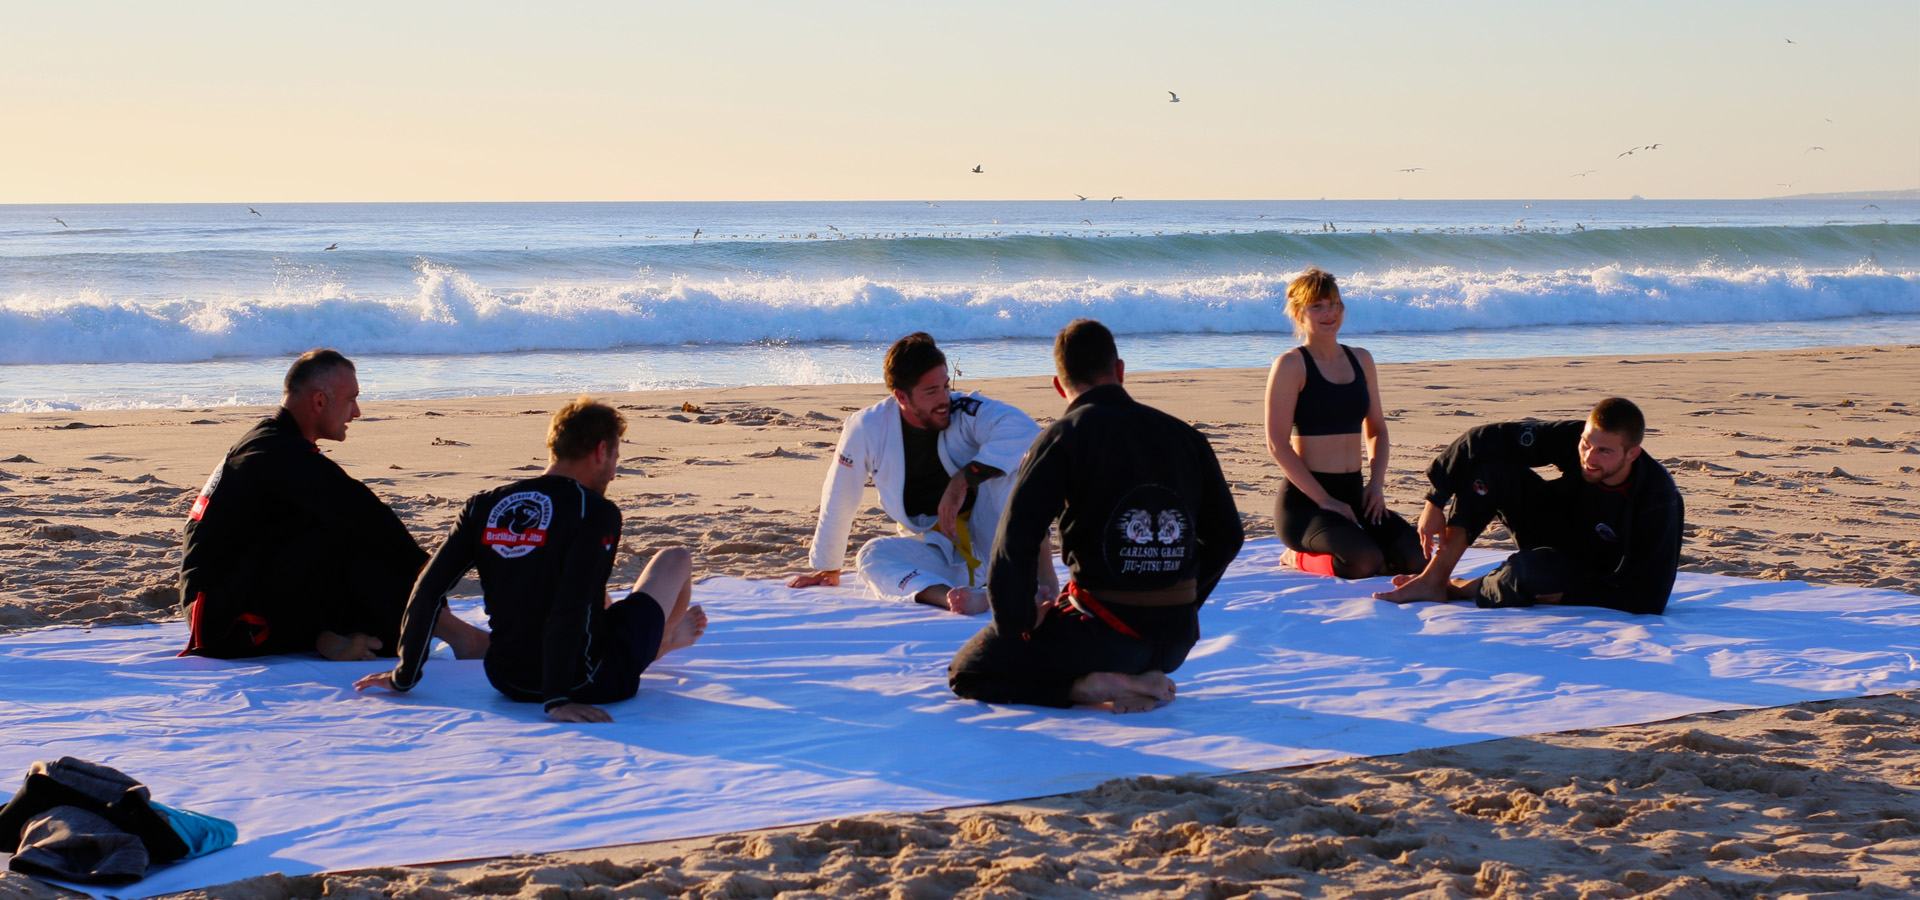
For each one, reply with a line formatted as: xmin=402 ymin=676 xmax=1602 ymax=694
xmin=1291 ymin=432 xmax=1364 ymax=475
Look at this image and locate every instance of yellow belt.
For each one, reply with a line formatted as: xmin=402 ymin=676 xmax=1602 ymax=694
xmin=951 ymin=512 xmax=983 ymax=586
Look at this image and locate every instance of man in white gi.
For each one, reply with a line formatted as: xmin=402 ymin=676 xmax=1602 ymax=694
xmin=787 ymin=332 xmax=1041 ymax=614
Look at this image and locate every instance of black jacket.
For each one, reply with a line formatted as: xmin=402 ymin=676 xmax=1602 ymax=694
xmin=1424 ymin=420 xmax=1685 ymax=615
xmin=986 ymin=384 xmax=1244 ymax=632
xmin=179 ymin=409 xmax=425 ymax=650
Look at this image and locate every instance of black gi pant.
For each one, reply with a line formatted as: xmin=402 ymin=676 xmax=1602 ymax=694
xmin=191 ymin=530 xmax=414 ymax=658
xmin=948 ymin=600 xmax=1198 ymax=708
xmin=1449 ymin=460 xmax=1591 ymax=608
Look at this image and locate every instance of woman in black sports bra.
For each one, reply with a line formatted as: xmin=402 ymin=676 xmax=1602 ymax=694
xmin=1263 ymin=268 xmax=1423 ymax=578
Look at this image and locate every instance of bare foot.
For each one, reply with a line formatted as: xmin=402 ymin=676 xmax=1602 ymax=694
xmin=434 ymin=610 xmax=491 ymax=659
xmin=659 ymin=605 xmax=707 ymax=656
xmin=1372 ymin=574 xmax=1452 ymax=604
xmin=316 ymin=631 xmax=382 ymax=661
xmin=1069 ymin=671 xmax=1175 ymax=713
xmin=945 ymin=586 xmax=990 ymax=616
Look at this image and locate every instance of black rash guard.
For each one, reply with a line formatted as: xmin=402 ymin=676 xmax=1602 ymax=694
xmin=1423 ymin=419 xmax=1685 ymax=615
xmin=900 ymin=416 xmax=1001 ymax=518
xmin=389 ymin=475 xmax=622 ymax=711
xmin=179 ymin=408 xmax=426 ymax=656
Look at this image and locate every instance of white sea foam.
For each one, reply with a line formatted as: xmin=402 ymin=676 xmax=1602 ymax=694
xmin=3 ymin=260 xmax=1916 ymax=366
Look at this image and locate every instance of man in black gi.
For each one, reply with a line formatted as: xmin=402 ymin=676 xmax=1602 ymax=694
xmin=1373 ymin=397 xmax=1684 ymax=615
xmin=355 ymin=398 xmax=707 ymax=723
xmin=948 ymin=320 xmax=1244 ymax=713
xmin=178 ymin=349 xmax=489 ymax=661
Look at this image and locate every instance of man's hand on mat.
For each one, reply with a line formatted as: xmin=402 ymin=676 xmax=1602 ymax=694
xmin=787 ymin=570 xmax=841 ymax=588
xmin=934 ymin=471 xmax=970 ymax=542
xmin=316 ymin=631 xmax=383 ymax=661
xmin=353 ymin=670 xmax=398 ymax=692
xmin=946 ymin=586 xmax=990 ymax=615
xmin=548 ymin=703 xmax=613 ymax=723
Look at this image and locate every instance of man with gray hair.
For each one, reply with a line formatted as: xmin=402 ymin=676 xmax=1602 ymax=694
xmin=178 ymin=349 xmax=489 ymax=661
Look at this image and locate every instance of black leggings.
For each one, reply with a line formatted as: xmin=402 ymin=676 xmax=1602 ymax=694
xmin=1275 ymin=471 xmax=1423 ymax=579
xmin=949 ymin=603 xmax=1197 ymax=708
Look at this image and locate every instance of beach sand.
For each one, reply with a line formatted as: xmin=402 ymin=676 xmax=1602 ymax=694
xmin=1 ymin=344 xmax=1916 ymax=898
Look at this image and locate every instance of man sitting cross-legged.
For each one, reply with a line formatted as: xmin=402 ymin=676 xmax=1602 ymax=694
xmin=788 ymin=332 xmax=1040 ymax=614
xmin=355 ymin=398 xmax=707 ymax=723
xmin=948 ymin=319 xmax=1244 ymax=713
xmin=1373 ymin=397 xmax=1684 ymax=615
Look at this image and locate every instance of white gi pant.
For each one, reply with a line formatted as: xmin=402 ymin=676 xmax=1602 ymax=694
xmin=855 ymin=527 xmax=983 ymax=603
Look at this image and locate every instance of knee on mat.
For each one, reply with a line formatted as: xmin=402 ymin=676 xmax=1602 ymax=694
xmin=1331 ymin=547 xmax=1386 ymax=580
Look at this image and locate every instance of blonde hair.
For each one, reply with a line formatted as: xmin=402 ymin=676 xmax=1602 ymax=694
xmin=547 ymin=396 xmax=627 ymax=461
xmin=1285 ymin=268 xmax=1342 ymax=342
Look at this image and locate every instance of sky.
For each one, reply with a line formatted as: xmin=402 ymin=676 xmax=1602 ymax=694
xmin=2 ymin=1 xmax=1915 ymax=203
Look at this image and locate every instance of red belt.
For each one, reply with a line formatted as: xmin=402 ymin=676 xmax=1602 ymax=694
xmin=1062 ymin=581 xmax=1142 ymax=639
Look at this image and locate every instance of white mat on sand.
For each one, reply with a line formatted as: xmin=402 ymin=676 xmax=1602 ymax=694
xmin=4 ymin=540 xmax=1919 ymax=896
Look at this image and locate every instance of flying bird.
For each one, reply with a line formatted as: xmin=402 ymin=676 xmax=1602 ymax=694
xmin=827 ymin=224 xmax=839 ymax=231
xmin=323 ymin=242 xmax=339 ymax=250
xmin=1570 ymin=170 xmax=1598 ymax=178
xmin=1644 ymin=143 xmax=1661 ymax=150
xmin=1777 ymin=182 xmax=1797 ymax=188
xmin=1167 ymin=91 xmax=1180 ymax=103
xmin=924 ymin=201 xmax=939 ymax=207
xmin=1397 ymin=167 xmax=1425 ymax=173
xmin=692 ymin=229 xmax=701 ymax=239
xmin=1110 ymin=196 xmax=1124 ymax=202
xmin=52 ymin=217 xmax=68 ymax=228
xmin=971 ymin=165 xmax=983 ymax=174
xmin=1805 ymin=146 xmax=1825 ymax=153
xmin=1618 ymin=147 xmax=1639 ymax=158
xmin=1784 ymin=37 xmax=1795 ymax=44
xmin=247 ymin=207 xmax=262 ymax=216
xmin=1863 ymin=204 xmax=1880 ymax=210
xmin=1075 ymin=194 xmax=1087 ymax=201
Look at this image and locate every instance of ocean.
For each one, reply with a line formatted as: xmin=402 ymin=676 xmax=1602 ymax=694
xmin=2 ymin=199 xmax=1915 ymax=412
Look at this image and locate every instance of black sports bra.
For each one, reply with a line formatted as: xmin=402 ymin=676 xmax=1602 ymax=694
xmin=1292 ymin=345 xmax=1368 ymax=436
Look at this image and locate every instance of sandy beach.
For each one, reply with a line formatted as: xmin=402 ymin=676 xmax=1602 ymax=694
xmin=2 ymin=344 xmax=1918 ymax=898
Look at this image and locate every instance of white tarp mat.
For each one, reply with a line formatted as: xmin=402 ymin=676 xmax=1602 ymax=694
xmin=4 ymin=540 xmax=1919 ymax=896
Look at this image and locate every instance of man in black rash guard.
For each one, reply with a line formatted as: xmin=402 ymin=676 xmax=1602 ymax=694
xmin=355 ymin=398 xmax=708 ymax=723
xmin=948 ymin=320 xmax=1244 ymax=713
xmin=1373 ymin=398 xmax=1685 ymax=615
xmin=178 ymin=348 xmax=489 ymax=661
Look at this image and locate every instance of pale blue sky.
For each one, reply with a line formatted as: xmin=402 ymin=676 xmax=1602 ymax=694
xmin=3 ymin=0 xmax=1914 ymax=201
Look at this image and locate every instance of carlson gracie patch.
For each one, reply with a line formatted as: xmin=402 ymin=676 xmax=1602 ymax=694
xmin=1103 ymin=483 xmax=1193 ymax=584
xmin=483 ymin=491 xmax=554 ymax=558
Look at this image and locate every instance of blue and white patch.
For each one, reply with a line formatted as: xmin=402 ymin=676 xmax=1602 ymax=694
xmin=949 ymin=395 xmax=982 ymax=416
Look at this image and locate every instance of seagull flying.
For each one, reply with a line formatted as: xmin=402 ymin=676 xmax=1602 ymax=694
xmin=1167 ymin=91 xmax=1180 ymax=103
xmin=1644 ymin=143 xmax=1661 ymax=150
xmin=827 ymin=224 xmax=839 ymax=231
xmin=1784 ymin=37 xmax=1795 ymax=44
xmin=1570 ymin=170 xmax=1598 ymax=178
xmin=1110 ymin=196 xmax=1124 ymax=202
xmin=971 ymin=165 xmax=983 ymax=174
xmin=323 ymin=242 xmax=339 ymax=251
xmin=1618 ymin=147 xmax=1639 ymax=158
xmin=1082 ymin=219 xmax=1093 ymax=225
xmin=1075 ymin=194 xmax=1087 ymax=201
xmin=1863 ymin=204 xmax=1880 ymax=211
xmin=692 ymin=229 xmax=701 ymax=239
xmin=1805 ymin=146 xmax=1825 ymax=153
xmin=1397 ymin=167 xmax=1425 ymax=173
xmin=924 ymin=201 xmax=939 ymax=207
xmin=52 ymin=216 xmax=68 ymax=228
xmin=247 ymin=207 xmax=262 ymax=216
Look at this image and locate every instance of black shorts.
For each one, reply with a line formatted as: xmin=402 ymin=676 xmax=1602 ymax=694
xmin=486 ymin=591 xmax=667 ymax=706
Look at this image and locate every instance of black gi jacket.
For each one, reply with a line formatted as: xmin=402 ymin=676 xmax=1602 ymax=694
xmin=179 ymin=409 xmax=426 ymax=650
xmin=986 ymin=384 xmax=1244 ymax=633
xmin=1423 ymin=420 xmax=1685 ymax=615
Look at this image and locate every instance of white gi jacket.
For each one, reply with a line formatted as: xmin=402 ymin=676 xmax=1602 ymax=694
xmin=808 ymin=391 xmax=1041 ymax=573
